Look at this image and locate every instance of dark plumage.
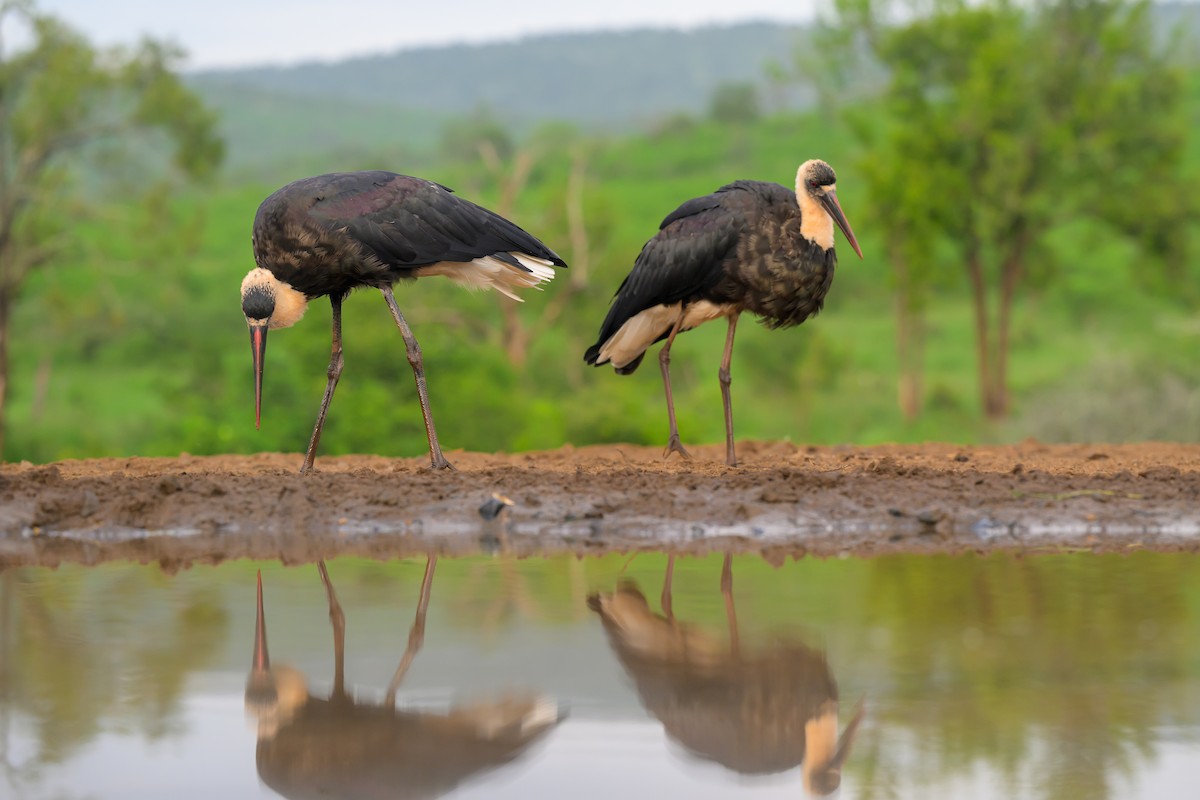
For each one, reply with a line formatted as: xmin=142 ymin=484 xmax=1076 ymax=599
xmin=240 ymin=171 xmax=567 ymax=472
xmin=584 ymin=160 xmax=862 ymax=466
xmin=250 ymin=172 xmax=566 ymax=299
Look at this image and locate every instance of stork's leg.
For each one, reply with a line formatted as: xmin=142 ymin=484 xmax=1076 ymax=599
xmin=380 ymin=287 xmax=454 ymax=471
xmin=385 ymin=556 xmax=437 ymax=705
xmin=718 ymin=314 xmax=741 ymax=467
xmin=721 ymin=553 xmax=740 ymax=657
xmin=659 ymin=313 xmax=690 ymax=460
xmin=316 ymin=561 xmax=348 ymax=700
xmin=301 ymin=293 xmax=347 ymax=474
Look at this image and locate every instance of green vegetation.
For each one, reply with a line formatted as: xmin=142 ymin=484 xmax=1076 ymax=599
xmin=2 ymin=1 xmax=1198 ymax=463
xmin=822 ymin=0 xmax=1193 ymax=419
xmin=0 ymin=0 xmax=221 ymax=458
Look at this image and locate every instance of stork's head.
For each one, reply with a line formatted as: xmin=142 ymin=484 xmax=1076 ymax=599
xmin=802 ymin=699 xmax=866 ymax=796
xmin=795 ymin=159 xmax=863 ymax=260
xmin=245 ymin=571 xmax=309 ymax=740
xmin=240 ymin=268 xmax=309 ymax=428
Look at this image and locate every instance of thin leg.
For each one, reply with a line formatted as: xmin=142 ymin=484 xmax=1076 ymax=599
xmin=381 ymin=286 xmax=454 ymax=471
xmin=316 ymin=561 xmax=347 ymax=700
xmin=719 ymin=314 xmax=741 ymax=467
xmin=301 ymin=293 xmax=347 ymax=474
xmin=661 ymin=554 xmax=676 ymax=621
xmin=659 ymin=313 xmax=690 ymax=460
xmin=721 ymin=553 xmax=740 ymax=657
xmin=385 ymin=556 xmax=437 ymax=705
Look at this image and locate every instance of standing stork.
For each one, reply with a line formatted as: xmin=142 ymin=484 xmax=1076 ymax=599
xmin=584 ymin=159 xmax=862 ymax=467
xmin=241 ymin=171 xmax=567 ymax=473
xmin=588 ymin=554 xmax=865 ymax=795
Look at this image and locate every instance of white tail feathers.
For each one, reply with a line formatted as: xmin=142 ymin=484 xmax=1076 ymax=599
xmin=458 ymin=693 xmax=562 ymax=739
xmin=596 ymin=303 xmax=682 ymax=368
xmin=597 ymin=301 xmax=738 ymax=369
xmin=519 ymin=696 xmax=561 ymax=734
xmin=417 ymin=252 xmax=558 ymax=301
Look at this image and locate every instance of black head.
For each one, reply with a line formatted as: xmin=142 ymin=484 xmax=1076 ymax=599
xmin=800 ymin=159 xmax=838 ymax=194
xmin=806 ymin=767 xmax=843 ymax=796
xmin=242 ymin=283 xmax=276 ymax=323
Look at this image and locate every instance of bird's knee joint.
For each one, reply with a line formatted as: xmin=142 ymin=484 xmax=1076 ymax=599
xmin=719 ymin=367 xmax=732 ymax=386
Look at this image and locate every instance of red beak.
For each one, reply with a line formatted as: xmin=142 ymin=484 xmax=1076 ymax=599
xmin=250 ymin=325 xmax=267 ymax=429
xmin=819 ymin=188 xmax=864 ymax=260
xmin=253 ymin=571 xmax=270 ymax=673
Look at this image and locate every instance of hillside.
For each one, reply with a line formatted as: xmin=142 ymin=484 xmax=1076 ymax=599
xmin=191 ymin=23 xmax=808 ymax=124
xmin=189 ymin=23 xmax=810 ymax=172
xmin=188 ymin=7 xmax=1198 ymax=175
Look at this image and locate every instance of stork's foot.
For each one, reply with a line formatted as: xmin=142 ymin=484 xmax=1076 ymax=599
xmin=663 ymin=436 xmax=692 ymax=461
xmin=427 ymin=454 xmax=457 ymax=472
xmin=725 ymin=450 xmax=738 ymax=468
xmin=299 ymin=460 xmax=317 ymax=475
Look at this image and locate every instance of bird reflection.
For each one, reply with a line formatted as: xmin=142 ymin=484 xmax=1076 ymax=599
xmin=245 ymin=559 xmax=562 ymax=800
xmin=589 ymin=554 xmax=863 ymax=796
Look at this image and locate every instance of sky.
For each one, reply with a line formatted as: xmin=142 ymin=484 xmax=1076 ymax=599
xmin=26 ymin=0 xmax=824 ymax=70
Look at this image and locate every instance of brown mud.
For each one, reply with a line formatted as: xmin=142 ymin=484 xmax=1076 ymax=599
xmin=1 ymin=442 xmax=1198 ymax=568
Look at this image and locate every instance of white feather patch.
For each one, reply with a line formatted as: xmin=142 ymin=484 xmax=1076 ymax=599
xmin=680 ymin=300 xmax=737 ymax=331
xmin=596 ymin=303 xmax=682 ymax=368
xmin=416 ymin=252 xmax=557 ymax=302
xmin=519 ymin=696 xmax=561 ymax=734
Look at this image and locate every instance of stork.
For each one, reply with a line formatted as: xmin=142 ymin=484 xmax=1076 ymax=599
xmin=588 ymin=554 xmax=865 ymax=796
xmin=584 ymin=159 xmax=862 ymax=467
xmin=241 ymin=171 xmax=567 ymax=472
xmin=246 ymin=562 xmax=562 ymax=799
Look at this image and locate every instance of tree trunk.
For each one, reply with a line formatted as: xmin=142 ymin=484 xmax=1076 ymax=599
xmin=992 ymin=245 xmax=1025 ymax=419
xmin=964 ymin=244 xmax=1000 ymax=418
xmin=0 ymin=287 xmax=10 ymax=459
xmin=893 ymin=249 xmax=924 ymax=422
xmin=500 ymin=298 xmax=529 ymax=368
xmin=479 ymin=145 xmax=538 ymax=368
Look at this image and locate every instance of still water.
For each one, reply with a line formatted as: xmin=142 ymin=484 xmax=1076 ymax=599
xmin=1 ymin=552 xmax=1198 ymax=799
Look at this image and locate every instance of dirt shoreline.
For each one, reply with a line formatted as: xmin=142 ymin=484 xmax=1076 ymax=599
xmin=1 ymin=441 xmax=1198 ymax=567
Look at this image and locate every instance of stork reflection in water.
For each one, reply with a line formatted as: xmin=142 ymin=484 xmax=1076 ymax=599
xmin=588 ymin=554 xmax=864 ymax=796
xmin=245 ymin=560 xmax=562 ymax=799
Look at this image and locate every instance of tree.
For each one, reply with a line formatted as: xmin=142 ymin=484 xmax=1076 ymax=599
xmin=708 ymin=82 xmax=762 ymax=125
xmin=0 ymin=0 xmax=222 ymax=455
xmin=824 ymin=0 xmax=1190 ymax=418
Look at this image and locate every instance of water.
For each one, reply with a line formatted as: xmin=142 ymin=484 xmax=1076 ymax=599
xmin=1 ymin=552 xmax=1198 ymax=799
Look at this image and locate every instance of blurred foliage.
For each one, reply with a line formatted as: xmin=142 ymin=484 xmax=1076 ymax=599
xmin=0 ymin=0 xmax=222 ymax=457
xmin=1 ymin=3 xmax=1198 ymax=462
xmin=819 ymin=0 xmax=1194 ymax=419
xmin=708 ymin=82 xmax=762 ymax=124
xmin=2 ymin=553 xmax=1199 ymax=800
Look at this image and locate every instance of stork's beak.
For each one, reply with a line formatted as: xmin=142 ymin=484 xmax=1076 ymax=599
xmin=819 ymin=188 xmax=864 ymax=259
xmin=831 ymin=699 xmax=866 ymax=770
xmin=253 ymin=571 xmax=270 ymax=673
xmin=249 ymin=323 xmax=267 ymax=429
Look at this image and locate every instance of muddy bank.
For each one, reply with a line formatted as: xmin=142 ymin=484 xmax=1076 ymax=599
xmin=1 ymin=441 xmax=1198 ymax=567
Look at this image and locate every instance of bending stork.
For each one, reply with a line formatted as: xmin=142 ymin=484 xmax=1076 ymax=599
xmin=241 ymin=171 xmax=567 ymax=472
